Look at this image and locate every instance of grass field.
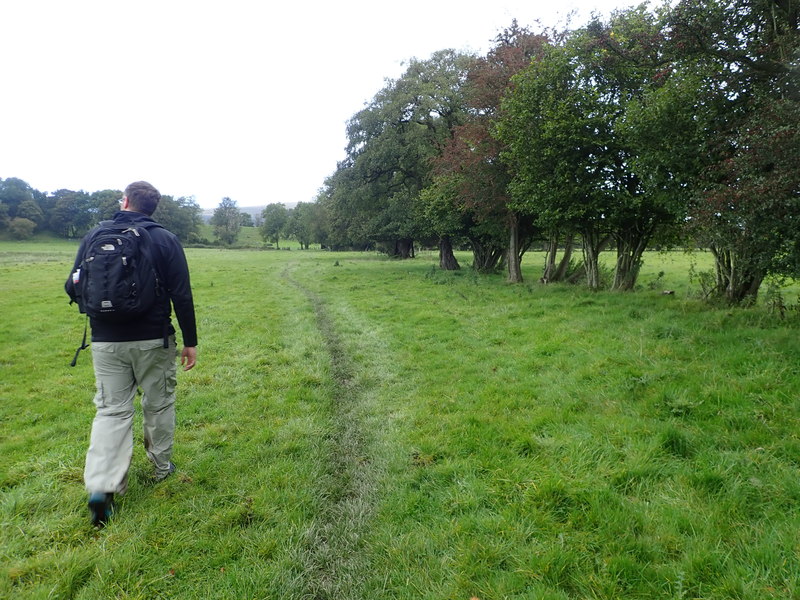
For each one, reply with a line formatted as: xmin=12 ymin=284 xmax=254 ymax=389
xmin=2 ymin=240 xmax=800 ymax=599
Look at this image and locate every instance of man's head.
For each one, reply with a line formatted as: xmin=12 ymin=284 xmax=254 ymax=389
xmin=123 ymin=181 xmax=161 ymax=216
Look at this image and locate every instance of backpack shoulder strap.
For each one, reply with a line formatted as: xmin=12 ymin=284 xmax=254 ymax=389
xmin=132 ymin=222 xmax=170 ymax=348
xmin=130 ymin=222 xmax=163 ymax=269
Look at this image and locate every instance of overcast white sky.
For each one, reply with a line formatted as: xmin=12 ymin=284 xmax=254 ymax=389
xmin=1 ymin=0 xmax=634 ymax=209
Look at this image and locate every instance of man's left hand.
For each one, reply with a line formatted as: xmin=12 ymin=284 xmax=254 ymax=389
xmin=181 ymin=346 xmax=197 ymax=371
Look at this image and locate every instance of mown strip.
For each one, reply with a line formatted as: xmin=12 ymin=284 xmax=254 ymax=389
xmin=284 ymin=266 xmax=379 ymax=599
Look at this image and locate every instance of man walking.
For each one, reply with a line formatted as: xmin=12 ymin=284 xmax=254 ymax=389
xmin=66 ymin=181 xmax=197 ymax=527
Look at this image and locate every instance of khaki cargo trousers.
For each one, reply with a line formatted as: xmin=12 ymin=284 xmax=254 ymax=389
xmin=84 ymin=337 xmax=178 ymax=494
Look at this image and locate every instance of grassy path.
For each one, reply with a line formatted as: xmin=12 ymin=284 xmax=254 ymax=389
xmin=284 ymin=264 xmax=382 ymax=599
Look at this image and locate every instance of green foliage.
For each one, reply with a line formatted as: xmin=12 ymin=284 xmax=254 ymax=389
xmin=239 ymin=211 xmax=254 ymax=228
xmin=696 ymin=97 xmax=800 ymax=301
xmin=48 ymin=189 xmax=93 ymax=238
xmin=498 ymin=9 xmax=691 ymax=291
xmin=322 ymin=49 xmax=474 ymax=255
xmin=283 ymin=202 xmax=322 ymax=249
xmin=260 ymin=202 xmax=289 ymax=248
xmin=499 ymin=41 xmax=603 ymax=228
xmin=0 ymin=178 xmax=211 ymax=244
xmin=417 ymin=174 xmax=465 ymax=238
xmin=8 ymin=217 xmax=36 ymax=239
xmin=15 ymin=199 xmax=44 ymax=227
xmin=0 ymin=177 xmax=35 ymax=217
xmin=210 ymin=197 xmax=241 ymax=246
xmin=89 ymin=189 xmax=122 ymax=222
xmin=499 ymin=40 xmax=614 ymax=288
xmin=153 ymin=195 xmax=203 ymax=243
xmin=667 ymin=0 xmax=800 ymax=302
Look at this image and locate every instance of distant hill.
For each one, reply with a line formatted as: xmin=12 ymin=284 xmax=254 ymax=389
xmin=201 ymin=202 xmax=297 ymax=224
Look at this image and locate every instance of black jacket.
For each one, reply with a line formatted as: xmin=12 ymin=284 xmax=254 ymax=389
xmin=66 ymin=211 xmax=198 ymax=347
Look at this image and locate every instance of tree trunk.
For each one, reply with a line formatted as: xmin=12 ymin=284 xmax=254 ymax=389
xmin=470 ymin=237 xmax=505 ymax=273
xmin=582 ymin=229 xmax=605 ymax=291
xmin=612 ymin=230 xmax=651 ymax=291
xmin=542 ymin=233 xmax=558 ymax=282
xmin=553 ymin=233 xmax=575 ymax=281
xmin=714 ymin=248 xmax=728 ymax=294
xmin=507 ymin=214 xmax=523 ymax=283
xmin=542 ymin=231 xmax=576 ymax=283
xmin=438 ymin=235 xmax=460 ymax=270
xmin=711 ymin=246 xmax=765 ymax=304
xmin=584 ymin=248 xmax=600 ymax=290
xmin=565 ymin=262 xmax=586 ymax=284
xmin=393 ymin=238 xmax=414 ymax=259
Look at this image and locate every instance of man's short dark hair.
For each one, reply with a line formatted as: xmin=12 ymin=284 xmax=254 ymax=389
xmin=125 ymin=181 xmax=161 ymax=216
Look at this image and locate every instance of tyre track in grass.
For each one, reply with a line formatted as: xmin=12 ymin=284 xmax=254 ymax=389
xmin=284 ymin=267 xmax=380 ymax=600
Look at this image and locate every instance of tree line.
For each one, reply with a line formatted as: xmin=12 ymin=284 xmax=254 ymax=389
xmin=0 ymin=179 xmax=320 ymax=250
xmin=311 ymin=0 xmax=800 ymax=304
xmin=0 ymin=180 xmax=206 ymax=244
xmin=208 ymin=197 xmax=327 ymax=249
xmin=4 ymin=0 xmax=798 ymax=305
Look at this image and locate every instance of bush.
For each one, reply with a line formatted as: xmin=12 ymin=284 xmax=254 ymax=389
xmin=8 ymin=217 xmax=36 ymax=240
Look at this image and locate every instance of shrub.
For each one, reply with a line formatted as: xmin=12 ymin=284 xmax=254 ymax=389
xmin=8 ymin=217 xmax=36 ymax=240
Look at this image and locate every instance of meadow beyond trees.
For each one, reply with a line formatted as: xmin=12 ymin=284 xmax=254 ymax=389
xmin=2 ymin=242 xmax=800 ymax=599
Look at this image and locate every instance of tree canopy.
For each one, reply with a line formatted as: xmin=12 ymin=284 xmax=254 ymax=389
xmin=318 ymin=0 xmax=799 ymax=302
xmin=260 ymin=203 xmax=290 ymax=249
xmin=211 ymin=197 xmax=242 ymax=245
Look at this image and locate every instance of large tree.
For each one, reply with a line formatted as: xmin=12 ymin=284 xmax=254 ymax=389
xmin=576 ymin=7 xmax=689 ymax=291
xmin=285 ymin=202 xmax=323 ymax=249
xmin=48 ymin=189 xmax=93 ymax=238
xmin=668 ymin=0 xmax=800 ymax=302
xmin=240 ymin=212 xmax=254 ymax=228
xmin=90 ymin=189 xmax=123 ymax=222
xmin=499 ymin=41 xmax=614 ymax=290
xmin=431 ymin=21 xmax=548 ymax=279
xmin=0 ymin=202 xmax=9 ymax=230
xmin=15 ymin=199 xmax=45 ymax=229
xmin=154 ymin=195 xmax=203 ymax=243
xmin=0 ymin=177 xmax=35 ymax=218
xmin=327 ymin=49 xmax=473 ymax=258
xmin=500 ymin=6 xmax=711 ymax=291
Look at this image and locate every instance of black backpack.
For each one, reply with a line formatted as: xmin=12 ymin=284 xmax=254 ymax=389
xmin=67 ymin=220 xmax=165 ymax=366
xmin=70 ymin=220 xmax=164 ymax=321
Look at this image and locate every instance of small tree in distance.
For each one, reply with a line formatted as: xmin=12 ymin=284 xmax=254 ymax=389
xmin=210 ymin=197 xmax=241 ymax=245
xmin=240 ymin=212 xmax=254 ymax=227
xmin=260 ymin=203 xmax=289 ymax=249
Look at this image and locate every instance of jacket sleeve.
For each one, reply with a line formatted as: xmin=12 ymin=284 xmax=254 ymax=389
xmin=160 ymin=234 xmax=198 ymax=347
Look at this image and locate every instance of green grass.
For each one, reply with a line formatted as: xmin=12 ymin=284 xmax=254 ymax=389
xmin=2 ymin=242 xmax=800 ymax=599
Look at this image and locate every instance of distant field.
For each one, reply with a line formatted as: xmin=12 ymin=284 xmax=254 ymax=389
xmin=195 ymin=225 xmax=293 ymax=248
xmin=2 ymin=241 xmax=799 ymax=599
